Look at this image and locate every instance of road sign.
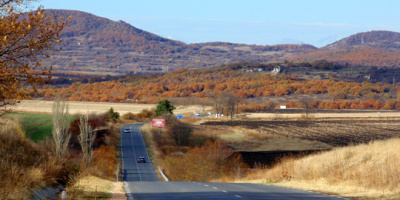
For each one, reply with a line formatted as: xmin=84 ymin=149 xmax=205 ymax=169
xmin=177 ymin=114 xmax=183 ymax=119
xmin=152 ymin=119 xmax=165 ymax=128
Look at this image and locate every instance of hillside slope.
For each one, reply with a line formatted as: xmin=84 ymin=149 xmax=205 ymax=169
xmin=323 ymin=30 xmax=400 ymax=50
xmin=43 ymin=10 xmax=400 ymax=73
xmin=44 ymin=9 xmax=317 ymax=74
xmin=289 ymin=31 xmax=400 ymax=67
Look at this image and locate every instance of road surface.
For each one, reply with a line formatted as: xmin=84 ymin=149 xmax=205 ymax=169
xmin=121 ymin=123 xmax=349 ymax=200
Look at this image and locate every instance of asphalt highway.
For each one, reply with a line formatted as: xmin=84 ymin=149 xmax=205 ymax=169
xmin=121 ymin=123 xmax=349 ymax=200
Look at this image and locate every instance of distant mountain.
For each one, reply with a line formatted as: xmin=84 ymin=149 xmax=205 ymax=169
xmin=43 ymin=9 xmax=317 ymax=74
xmin=43 ymin=10 xmax=400 ymax=73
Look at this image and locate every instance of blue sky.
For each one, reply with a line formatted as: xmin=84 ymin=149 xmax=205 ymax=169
xmin=36 ymin=0 xmax=400 ymax=47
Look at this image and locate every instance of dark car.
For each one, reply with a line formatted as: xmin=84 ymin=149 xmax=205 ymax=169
xmin=124 ymin=128 xmax=130 ymax=133
xmin=137 ymin=156 xmax=146 ymax=163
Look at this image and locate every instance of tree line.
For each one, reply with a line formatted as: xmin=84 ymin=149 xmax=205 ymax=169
xmin=34 ymin=66 xmax=399 ymax=107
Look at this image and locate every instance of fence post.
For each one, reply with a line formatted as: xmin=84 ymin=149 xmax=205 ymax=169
xmin=116 ymin=164 xmax=119 ymax=181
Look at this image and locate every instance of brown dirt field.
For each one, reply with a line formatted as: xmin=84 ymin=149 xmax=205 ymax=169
xmin=201 ymin=119 xmax=400 ymax=148
xmin=10 ymin=100 xmax=211 ymax=115
xmin=245 ymin=111 xmax=400 ymax=118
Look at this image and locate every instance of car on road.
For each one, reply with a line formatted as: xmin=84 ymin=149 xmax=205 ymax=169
xmin=124 ymin=128 xmax=130 ymax=133
xmin=137 ymin=156 xmax=146 ymax=163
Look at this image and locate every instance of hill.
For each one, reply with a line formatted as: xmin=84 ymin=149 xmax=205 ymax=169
xmin=43 ymin=10 xmax=400 ymax=74
xmin=323 ymin=30 xmax=400 ymax=50
xmin=43 ymin=9 xmax=317 ymax=74
xmin=288 ymin=31 xmax=400 ymax=67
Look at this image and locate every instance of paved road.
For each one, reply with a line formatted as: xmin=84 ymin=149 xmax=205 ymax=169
xmin=121 ymin=123 xmax=159 ymax=182
xmin=121 ymin=123 xmax=349 ymax=200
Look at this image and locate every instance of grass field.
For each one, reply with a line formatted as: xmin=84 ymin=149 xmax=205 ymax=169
xmin=10 ymin=100 xmax=210 ymax=116
xmin=9 ymin=113 xmax=76 ymax=142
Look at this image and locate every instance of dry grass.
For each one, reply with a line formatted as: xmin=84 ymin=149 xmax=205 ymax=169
xmin=65 ymin=175 xmax=126 ymax=199
xmin=0 ymin=117 xmax=70 ymax=200
xmin=11 ymin=100 xmax=212 ymax=116
xmin=238 ymin=138 xmax=400 ymax=200
xmin=64 ymin=125 xmax=124 ymax=199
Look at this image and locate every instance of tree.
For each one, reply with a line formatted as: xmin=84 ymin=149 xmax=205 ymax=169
xmin=223 ymin=93 xmax=238 ymax=119
xmin=107 ymin=107 xmax=120 ymax=122
xmin=207 ymin=91 xmax=224 ymax=117
xmin=79 ymin=113 xmax=95 ymax=167
xmin=298 ymin=97 xmax=314 ymax=118
xmin=0 ymin=1 xmax=68 ymax=113
xmin=155 ymin=99 xmax=175 ymax=116
xmin=52 ymin=97 xmax=71 ymax=157
xmin=265 ymin=100 xmax=277 ymax=112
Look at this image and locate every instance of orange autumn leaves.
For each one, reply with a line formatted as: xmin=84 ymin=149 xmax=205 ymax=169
xmin=36 ymin=67 xmax=398 ymax=107
xmin=0 ymin=2 xmax=67 ymax=107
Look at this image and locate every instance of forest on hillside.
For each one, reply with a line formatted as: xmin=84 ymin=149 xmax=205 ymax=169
xmin=33 ymin=62 xmax=400 ymax=111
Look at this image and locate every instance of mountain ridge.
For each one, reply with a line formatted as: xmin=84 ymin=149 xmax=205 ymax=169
xmin=43 ymin=9 xmax=400 ymax=74
xmin=323 ymin=30 xmax=400 ymax=50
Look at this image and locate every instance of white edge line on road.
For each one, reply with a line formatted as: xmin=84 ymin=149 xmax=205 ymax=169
xmin=158 ymin=166 xmax=169 ymax=181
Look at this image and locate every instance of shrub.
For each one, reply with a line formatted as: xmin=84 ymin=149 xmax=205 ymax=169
xmin=163 ymin=140 xmax=245 ymax=182
xmin=92 ymin=145 xmax=118 ymax=178
xmin=121 ymin=109 xmax=155 ymax=121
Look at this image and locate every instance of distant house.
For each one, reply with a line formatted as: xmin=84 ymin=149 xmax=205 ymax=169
xmin=280 ymin=105 xmax=287 ymax=109
xmin=271 ymin=66 xmax=281 ymax=75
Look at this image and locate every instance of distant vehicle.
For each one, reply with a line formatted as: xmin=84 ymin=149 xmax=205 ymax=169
xmin=124 ymin=128 xmax=130 ymax=133
xmin=194 ymin=113 xmax=200 ymax=117
xmin=137 ymin=156 xmax=146 ymax=163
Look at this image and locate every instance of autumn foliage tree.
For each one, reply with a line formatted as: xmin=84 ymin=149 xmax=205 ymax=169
xmin=0 ymin=0 xmax=67 ymax=112
xmin=164 ymin=140 xmax=245 ymax=181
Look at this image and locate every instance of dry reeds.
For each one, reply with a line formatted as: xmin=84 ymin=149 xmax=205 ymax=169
xmin=241 ymin=138 xmax=400 ymax=199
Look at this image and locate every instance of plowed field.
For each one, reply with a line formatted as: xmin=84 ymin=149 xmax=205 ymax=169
xmin=201 ymin=119 xmax=400 ymax=147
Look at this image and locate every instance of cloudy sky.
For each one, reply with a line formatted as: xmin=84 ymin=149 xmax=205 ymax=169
xmin=36 ymin=0 xmax=400 ymax=47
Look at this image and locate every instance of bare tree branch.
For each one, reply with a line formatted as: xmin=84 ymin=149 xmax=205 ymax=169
xmin=52 ymin=96 xmax=71 ymax=157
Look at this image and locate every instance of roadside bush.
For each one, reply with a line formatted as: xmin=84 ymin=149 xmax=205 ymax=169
xmin=122 ymin=112 xmax=135 ymax=120
xmin=92 ymin=145 xmax=118 ymax=178
xmin=163 ymin=140 xmax=246 ymax=182
xmin=168 ymin=121 xmax=192 ymax=146
xmin=0 ymin=117 xmax=74 ymax=199
xmin=239 ymin=102 xmax=266 ymax=112
xmin=121 ymin=109 xmax=155 ymax=121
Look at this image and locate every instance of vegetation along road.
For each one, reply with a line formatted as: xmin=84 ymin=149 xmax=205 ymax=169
xmin=121 ymin=123 xmax=350 ymax=200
